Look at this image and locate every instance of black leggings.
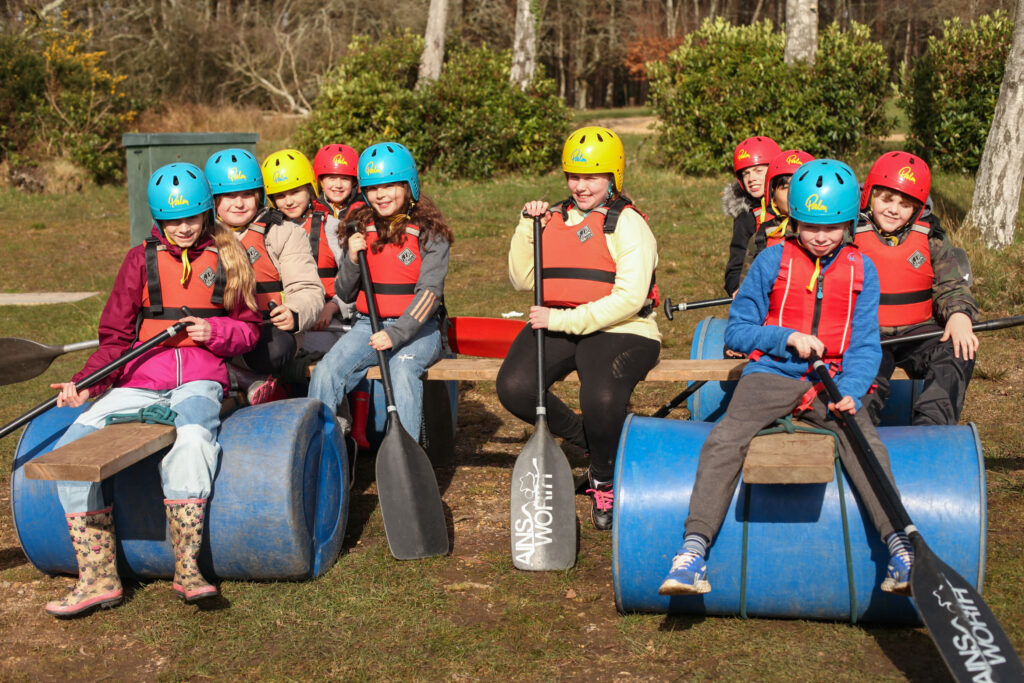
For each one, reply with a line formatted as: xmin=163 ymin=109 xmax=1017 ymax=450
xmin=496 ymin=327 xmax=660 ymax=482
xmin=242 ymin=324 xmax=298 ymax=375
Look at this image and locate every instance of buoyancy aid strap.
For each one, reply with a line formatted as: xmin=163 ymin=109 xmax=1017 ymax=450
xmin=879 ymin=289 xmax=932 ymax=306
xmin=256 ymin=281 xmax=284 ymax=294
xmin=541 ymin=266 xmax=617 ymax=284
xmin=144 ymin=238 xmax=163 ymax=316
xmin=139 ymin=306 xmax=224 ymax=319
xmin=601 ymin=195 xmax=633 ymax=234
xmin=308 ymin=211 xmax=324 ymax=260
xmin=211 ymin=257 xmax=226 ymax=307
xmin=372 ymin=283 xmax=417 ymax=295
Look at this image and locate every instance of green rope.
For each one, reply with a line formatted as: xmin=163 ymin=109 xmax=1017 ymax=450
xmin=104 ymin=404 xmax=178 ymax=427
xmin=739 ymin=416 xmax=858 ymax=624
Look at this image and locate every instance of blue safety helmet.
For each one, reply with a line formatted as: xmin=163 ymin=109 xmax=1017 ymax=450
xmin=146 ymin=163 xmax=213 ymax=221
xmin=788 ymin=159 xmax=859 ymax=226
xmin=204 ymin=148 xmax=264 ymax=201
xmin=358 ymin=142 xmax=419 ymax=201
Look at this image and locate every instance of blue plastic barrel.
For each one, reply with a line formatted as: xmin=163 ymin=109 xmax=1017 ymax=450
xmin=688 ymin=316 xmax=922 ymax=425
xmin=612 ymin=416 xmax=986 ymax=623
xmin=11 ymin=398 xmax=348 ymax=580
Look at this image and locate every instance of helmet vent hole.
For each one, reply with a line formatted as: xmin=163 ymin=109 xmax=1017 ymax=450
xmin=815 ymin=176 xmax=823 ymax=188
xmin=579 ymin=135 xmax=587 ymax=144
xmin=596 ymin=133 xmax=604 ymax=142
xmin=835 ymin=173 xmax=844 ymax=184
xmin=172 ymin=176 xmax=180 ymax=186
xmin=230 ymin=155 xmax=237 ymax=163
xmin=187 ymin=169 xmax=197 ymax=179
xmin=386 ymin=145 xmax=394 ymax=153
xmin=214 ymin=154 xmax=222 ymax=164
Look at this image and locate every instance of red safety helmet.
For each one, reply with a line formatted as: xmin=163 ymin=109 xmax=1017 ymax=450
xmin=765 ymin=150 xmax=815 ymax=197
xmin=313 ymin=144 xmax=359 ymax=180
xmin=733 ymin=136 xmax=781 ymax=178
xmin=860 ymin=151 xmax=931 ymax=210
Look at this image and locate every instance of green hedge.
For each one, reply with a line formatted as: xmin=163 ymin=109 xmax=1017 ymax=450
xmin=647 ymin=18 xmax=890 ymax=174
xmin=296 ymin=32 xmax=571 ymax=180
xmin=898 ymin=12 xmax=1011 ymax=174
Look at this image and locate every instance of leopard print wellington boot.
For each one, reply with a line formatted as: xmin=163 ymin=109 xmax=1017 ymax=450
xmin=44 ymin=507 xmax=123 ymax=617
xmin=165 ymin=499 xmax=219 ymax=603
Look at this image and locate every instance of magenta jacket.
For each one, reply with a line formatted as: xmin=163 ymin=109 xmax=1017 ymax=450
xmin=72 ymin=226 xmax=261 ymax=396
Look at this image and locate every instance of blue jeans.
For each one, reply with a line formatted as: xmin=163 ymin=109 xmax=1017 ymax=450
xmin=54 ymin=381 xmax=223 ymax=513
xmin=309 ymin=314 xmax=441 ymax=438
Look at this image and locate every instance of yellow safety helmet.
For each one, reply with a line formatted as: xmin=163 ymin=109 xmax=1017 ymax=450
xmin=261 ymin=149 xmax=316 ymax=198
xmin=561 ymin=126 xmax=625 ymax=193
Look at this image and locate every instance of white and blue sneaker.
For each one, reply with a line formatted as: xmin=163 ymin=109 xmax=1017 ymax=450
xmin=881 ymin=547 xmax=913 ymax=595
xmin=658 ymin=551 xmax=711 ymax=595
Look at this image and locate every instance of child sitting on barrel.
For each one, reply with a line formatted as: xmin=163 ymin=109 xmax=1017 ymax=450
xmin=658 ymin=160 xmax=914 ymax=597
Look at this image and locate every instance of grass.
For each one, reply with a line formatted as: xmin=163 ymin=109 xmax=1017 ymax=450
xmin=1 ymin=130 xmax=1024 ymax=679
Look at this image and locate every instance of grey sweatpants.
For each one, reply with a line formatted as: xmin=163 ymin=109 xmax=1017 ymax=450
xmin=685 ymin=372 xmax=899 ymax=542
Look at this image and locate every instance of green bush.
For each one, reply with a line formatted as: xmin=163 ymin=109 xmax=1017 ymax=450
xmin=647 ymin=18 xmax=890 ymax=174
xmin=0 ymin=16 xmax=140 ymax=183
xmin=296 ymin=32 xmax=571 ymax=180
xmin=898 ymin=11 xmax=1011 ymax=174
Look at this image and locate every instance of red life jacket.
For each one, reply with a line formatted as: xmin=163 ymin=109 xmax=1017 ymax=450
xmin=753 ymin=239 xmax=865 ymax=367
xmin=316 ymin=196 xmax=365 ymax=222
xmin=854 ymin=223 xmax=934 ymax=327
xmin=139 ymin=238 xmax=227 ymax=347
xmin=239 ymin=221 xmax=283 ymax=318
xmin=355 ymin=224 xmax=420 ymax=318
xmin=753 ymin=216 xmax=788 ymax=254
xmin=299 ymin=208 xmax=338 ymax=298
xmin=541 ymin=196 xmax=658 ymax=314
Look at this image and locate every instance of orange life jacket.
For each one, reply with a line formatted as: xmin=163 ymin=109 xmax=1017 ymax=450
xmin=355 ymin=224 xmax=420 ymax=318
xmin=240 ymin=221 xmax=283 ymax=318
xmin=541 ymin=196 xmax=658 ymax=314
xmin=753 ymin=239 xmax=865 ymax=367
xmin=299 ymin=209 xmax=338 ymax=298
xmin=139 ymin=239 xmax=227 ymax=347
xmin=854 ymin=223 xmax=934 ymax=327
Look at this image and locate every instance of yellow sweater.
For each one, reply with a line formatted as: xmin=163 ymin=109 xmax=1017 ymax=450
xmin=508 ymin=205 xmax=662 ymax=342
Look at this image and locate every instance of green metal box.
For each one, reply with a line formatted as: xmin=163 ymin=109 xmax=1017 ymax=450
xmin=122 ymin=132 xmax=259 ymax=245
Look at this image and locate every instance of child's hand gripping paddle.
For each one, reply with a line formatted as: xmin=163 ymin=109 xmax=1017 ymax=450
xmin=0 ymin=313 xmax=196 ymax=441
xmin=509 ymin=212 xmax=577 ymax=571
xmin=357 ymin=251 xmax=449 ymax=560
xmin=810 ymin=354 xmax=1024 ymax=682
xmin=0 ymin=338 xmax=100 ymax=386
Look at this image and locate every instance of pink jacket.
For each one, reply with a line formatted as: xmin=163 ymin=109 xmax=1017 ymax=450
xmin=73 ymin=226 xmax=261 ymax=396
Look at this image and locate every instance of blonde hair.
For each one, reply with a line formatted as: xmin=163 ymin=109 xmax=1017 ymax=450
xmin=209 ymin=216 xmax=258 ymax=312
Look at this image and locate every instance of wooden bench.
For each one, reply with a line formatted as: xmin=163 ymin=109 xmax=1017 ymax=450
xmin=743 ymin=426 xmax=836 ymax=484
xmin=24 ymin=422 xmax=177 ymax=482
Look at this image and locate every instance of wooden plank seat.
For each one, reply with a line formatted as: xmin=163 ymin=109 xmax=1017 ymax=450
xmin=742 ymin=424 xmax=836 ymax=484
xmin=24 ymin=422 xmax=177 ymax=482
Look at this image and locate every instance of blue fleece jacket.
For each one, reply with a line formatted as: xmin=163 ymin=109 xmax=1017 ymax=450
xmin=724 ymin=240 xmax=882 ymax=409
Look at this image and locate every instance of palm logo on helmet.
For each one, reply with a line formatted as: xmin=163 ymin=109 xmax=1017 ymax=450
xmin=788 ymin=159 xmax=859 ymax=226
xmin=147 ymin=163 xmax=213 ymax=222
xmin=898 ymin=166 xmax=916 ymax=184
xmin=562 ymin=126 xmax=625 ymax=192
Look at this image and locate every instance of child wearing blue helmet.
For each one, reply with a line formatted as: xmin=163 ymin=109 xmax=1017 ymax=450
xmin=658 ymin=160 xmax=914 ymax=598
xmin=44 ymin=163 xmax=261 ymax=617
xmin=204 ymin=148 xmax=325 ymax=404
xmin=309 ymin=142 xmax=452 ymax=442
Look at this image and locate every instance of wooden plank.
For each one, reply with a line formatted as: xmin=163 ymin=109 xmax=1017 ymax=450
xmin=353 ymin=358 xmax=909 ymax=383
xmin=743 ymin=430 xmax=835 ymax=484
xmin=24 ymin=423 xmax=176 ymax=482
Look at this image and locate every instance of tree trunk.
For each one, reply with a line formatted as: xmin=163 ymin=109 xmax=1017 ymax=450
xmin=784 ymin=0 xmax=818 ymax=65
xmin=509 ymin=0 xmax=538 ymax=91
xmin=665 ymin=0 xmax=678 ymax=37
xmin=966 ymin=0 xmax=1024 ymax=249
xmin=417 ymin=0 xmax=449 ymax=88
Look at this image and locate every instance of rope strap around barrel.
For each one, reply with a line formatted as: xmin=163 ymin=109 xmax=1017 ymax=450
xmin=104 ymin=404 xmax=178 ymax=427
xmin=738 ymin=415 xmax=858 ymax=624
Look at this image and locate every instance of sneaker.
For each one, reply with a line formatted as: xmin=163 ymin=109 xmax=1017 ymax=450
xmin=881 ymin=547 xmax=913 ymax=595
xmin=586 ymin=482 xmax=613 ymax=531
xmin=247 ymin=377 xmax=287 ymax=405
xmin=658 ymin=551 xmax=711 ymax=595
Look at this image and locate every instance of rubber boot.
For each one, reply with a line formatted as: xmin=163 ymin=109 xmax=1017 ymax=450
xmin=165 ymin=499 xmax=219 ymax=603
xmin=44 ymin=507 xmax=123 ymax=617
xmin=349 ymin=390 xmax=371 ymax=450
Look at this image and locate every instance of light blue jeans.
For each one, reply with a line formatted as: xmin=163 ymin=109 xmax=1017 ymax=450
xmin=54 ymin=381 xmax=223 ymax=513
xmin=309 ymin=314 xmax=441 ymax=438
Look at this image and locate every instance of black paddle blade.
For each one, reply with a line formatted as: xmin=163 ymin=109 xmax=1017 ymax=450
xmin=910 ymin=534 xmax=1024 ymax=682
xmin=510 ymin=419 xmax=577 ymax=571
xmin=375 ymin=419 xmax=449 ymax=560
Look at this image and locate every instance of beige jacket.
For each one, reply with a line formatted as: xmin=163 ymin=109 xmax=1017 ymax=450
xmin=235 ymin=222 xmax=325 ymax=332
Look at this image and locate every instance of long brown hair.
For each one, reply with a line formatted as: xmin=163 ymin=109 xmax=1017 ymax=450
xmin=208 ymin=215 xmax=258 ymax=312
xmin=341 ymin=189 xmax=453 ymax=253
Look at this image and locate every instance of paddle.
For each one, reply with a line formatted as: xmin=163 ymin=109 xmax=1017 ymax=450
xmin=446 ymin=316 xmax=526 ymax=358
xmin=810 ymin=354 xmax=1024 ymax=682
xmin=357 ymin=251 xmax=448 ymax=560
xmin=0 ymin=313 xmax=195 ymax=441
xmin=880 ymin=314 xmax=1024 ymax=347
xmin=509 ymin=213 xmax=576 ymax=571
xmin=663 ymin=296 xmax=732 ymax=321
xmin=0 ymin=338 xmax=100 ymax=386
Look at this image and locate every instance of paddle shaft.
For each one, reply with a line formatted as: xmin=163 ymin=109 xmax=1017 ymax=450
xmin=532 ymin=215 xmax=548 ymax=417
xmin=60 ymin=339 xmax=100 ymax=354
xmin=881 ymin=314 xmax=1024 ymax=347
xmin=663 ymin=296 xmax=732 ymax=320
xmin=356 ymin=252 xmax=399 ymax=419
xmin=0 ymin=316 xmax=193 ymax=441
xmin=652 ymin=380 xmax=708 ymax=419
